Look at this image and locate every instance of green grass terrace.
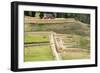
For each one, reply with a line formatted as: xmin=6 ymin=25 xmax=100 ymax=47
xmin=24 ymin=33 xmax=49 ymax=43
xmin=24 ymin=45 xmax=54 ymax=62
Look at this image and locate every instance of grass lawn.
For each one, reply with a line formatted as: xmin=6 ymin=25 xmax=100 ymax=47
xmin=24 ymin=45 xmax=54 ymax=62
xmin=24 ymin=34 xmax=49 ymax=43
